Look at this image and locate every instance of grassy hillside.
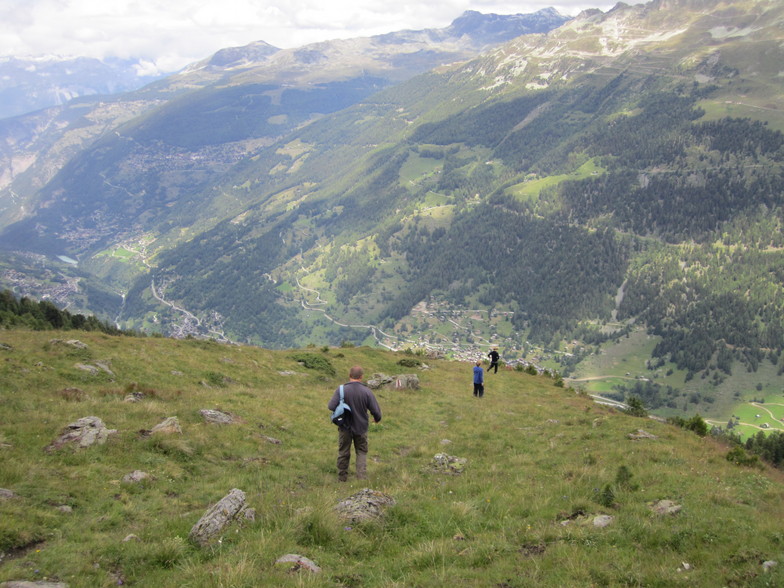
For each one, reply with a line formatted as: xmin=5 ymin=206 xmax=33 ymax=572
xmin=2 ymin=330 xmax=784 ymax=586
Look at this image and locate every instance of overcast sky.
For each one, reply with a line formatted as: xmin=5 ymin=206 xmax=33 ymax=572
xmin=0 ymin=0 xmax=646 ymax=74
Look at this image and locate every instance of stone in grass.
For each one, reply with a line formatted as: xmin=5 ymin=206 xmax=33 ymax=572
xmin=150 ymin=416 xmax=182 ymax=435
xmin=199 ymin=409 xmax=238 ymax=425
xmin=559 ymin=512 xmax=614 ymax=528
xmin=275 ymin=554 xmax=322 ymax=574
xmin=335 ymin=488 xmax=396 ymax=522
xmin=0 ymin=488 xmax=18 ymax=500
xmin=189 ymin=488 xmax=249 ymax=547
xmin=1 ymin=581 xmax=69 ymax=587
xmin=45 ymin=416 xmax=117 ymax=452
xmin=628 ymin=429 xmax=657 ymax=440
xmin=122 ymin=470 xmax=151 ymax=484
xmin=429 ymin=453 xmax=467 ymax=475
xmin=593 ymin=514 xmax=614 ymax=528
xmin=649 ymin=499 xmax=682 ymax=516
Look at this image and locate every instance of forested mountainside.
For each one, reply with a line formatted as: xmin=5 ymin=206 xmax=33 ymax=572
xmin=1 ymin=0 xmax=784 ymax=418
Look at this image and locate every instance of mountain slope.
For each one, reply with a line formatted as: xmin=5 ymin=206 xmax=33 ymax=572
xmin=0 ymin=8 xmax=569 ymax=239
xmin=1 ymin=328 xmax=784 ymax=587
xmin=1 ymin=0 xmax=784 ymax=421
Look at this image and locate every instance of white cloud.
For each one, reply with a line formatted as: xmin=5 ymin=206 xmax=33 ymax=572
xmin=0 ymin=0 xmax=645 ymax=72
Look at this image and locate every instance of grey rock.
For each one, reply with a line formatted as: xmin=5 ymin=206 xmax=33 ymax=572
xmin=199 ymin=409 xmax=237 ymax=425
xmin=74 ymin=363 xmax=99 ymax=375
xmin=628 ymin=429 xmax=657 ymax=440
xmin=122 ymin=470 xmax=151 ymax=484
xmin=335 ymin=488 xmax=396 ymax=522
xmin=593 ymin=515 xmax=614 ymax=528
xmin=189 ymin=488 xmax=247 ymax=547
xmin=49 ymin=338 xmax=87 ymax=349
xmin=429 ymin=453 xmax=467 ymax=475
xmin=45 ymin=416 xmax=117 ymax=452
xmin=1 ymin=582 xmax=69 ymax=587
xmin=275 ymin=553 xmax=321 ymax=573
xmin=763 ymin=560 xmax=778 ymax=572
xmin=649 ymin=499 xmax=682 ymax=516
xmin=367 ymin=373 xmax=420 ymax=390
xmin=151 ymin=416 xmax=181 ymax=435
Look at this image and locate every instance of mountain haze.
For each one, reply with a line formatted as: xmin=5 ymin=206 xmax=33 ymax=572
xmin=0 ymin=56 xmax=167 ymax=120
xmin=1 ymin=0 xmax=784 ymax=421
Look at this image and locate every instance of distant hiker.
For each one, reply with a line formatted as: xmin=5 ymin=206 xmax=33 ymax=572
xmin=473 ymin=361 xmax=484 ymax=398
xmin=327 ymin=365 xmax=382 ymax=482
xmin=488 ymin=348 xmax=500 ymax=374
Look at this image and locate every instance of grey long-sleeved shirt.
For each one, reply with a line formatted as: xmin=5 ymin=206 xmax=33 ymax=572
xmin=327 ymin=381 xmax=382 ymax=435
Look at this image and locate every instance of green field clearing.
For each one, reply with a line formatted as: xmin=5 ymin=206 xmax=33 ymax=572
xmin=505 ymin=159 xmax=605 ymax=200
xmin=399 ymin=153 xmax=442 ymax=186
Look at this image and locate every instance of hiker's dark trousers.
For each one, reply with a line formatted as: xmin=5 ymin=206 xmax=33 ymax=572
xmin=338 ymin=429 xmax=368 ymax=480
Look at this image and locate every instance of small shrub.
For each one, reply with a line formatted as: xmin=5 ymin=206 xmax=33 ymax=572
xmin=598 ymin=484 xmax=616 ymax=508
xmin=203 ymin=371 xmax=230 ymax=388
xmin=726 ymin=446 xmax=761 ymax=468
xmin=670 ymin=414 xmax=709 ymax=437
xmin=685 ymin=414 xmax=708 ymax=437
xmin=289 ymin=352 xmax=336 ymax=376
xmin=397 ymin=358 xmax=421 ymax=368
xmin=615 ymin=465 xmax=638 ymax=490
xmin=624 ymin=395 xmax=648 ymax=417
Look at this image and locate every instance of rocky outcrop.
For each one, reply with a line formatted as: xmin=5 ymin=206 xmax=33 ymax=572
xmin=366 ymin=373 xmax=420 ymax=390
xmin=45 ymin=416 xmax=117 ymax=452
xmin=428 ymin=453 xmax=467 ymax=475
xmin=335 ymin=488 xmax=396 ymax=522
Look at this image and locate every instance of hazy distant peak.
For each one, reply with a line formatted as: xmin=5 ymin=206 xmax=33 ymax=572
xmin=185 ymin=40 xmax=281 ymax=73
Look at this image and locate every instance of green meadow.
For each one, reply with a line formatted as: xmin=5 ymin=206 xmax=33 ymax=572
xmin=2 ymin=330 xmax=784 ymax=587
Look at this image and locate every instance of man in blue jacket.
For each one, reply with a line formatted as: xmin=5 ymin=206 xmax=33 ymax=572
xmin=327 ymin=365 xmax=382 ymax=482
xmin=473 ymin=360 xmax=484 ymax=397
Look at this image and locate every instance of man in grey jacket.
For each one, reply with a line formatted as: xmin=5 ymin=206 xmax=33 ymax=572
xmin=327 ymin=365 xmax=382 ymax=482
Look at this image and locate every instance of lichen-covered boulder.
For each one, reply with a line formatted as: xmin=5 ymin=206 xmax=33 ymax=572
xmin=189 ymin=488 xmax=249 ymax=547
xmin=429 ymin=453 xmax=467 ymax=475
xmin=335 ymin=488 xmax=396 ymax=522
xmin=45 ymin=416 xmax=117 ymax=452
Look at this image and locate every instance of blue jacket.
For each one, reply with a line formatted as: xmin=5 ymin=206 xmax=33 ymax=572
xmin=473 ymin=365 xmax=484 ymax=384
